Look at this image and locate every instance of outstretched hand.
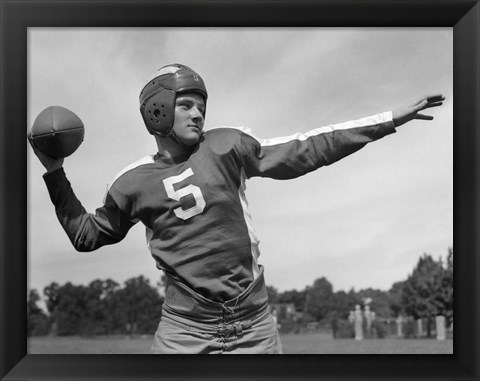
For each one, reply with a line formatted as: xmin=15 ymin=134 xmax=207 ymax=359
xmin=392 ymin=94 xmax=445 ymax=127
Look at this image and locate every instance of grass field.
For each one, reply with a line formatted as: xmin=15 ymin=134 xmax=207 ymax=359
xmin=28 ymin=332 xmax=453 ymax=354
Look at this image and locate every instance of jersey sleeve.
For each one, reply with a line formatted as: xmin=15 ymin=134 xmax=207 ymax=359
xmin=239 ymin=111 xmax=396 ymax=179
xmin=43 ymin=168 xmax=136 ymax=252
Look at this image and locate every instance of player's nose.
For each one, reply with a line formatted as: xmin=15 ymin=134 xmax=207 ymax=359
xmin=190 ymin=107 xmax=204 ymax=122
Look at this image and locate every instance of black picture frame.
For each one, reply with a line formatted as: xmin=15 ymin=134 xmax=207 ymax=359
xmin=1 ymin=0 xmax=478 ymax=380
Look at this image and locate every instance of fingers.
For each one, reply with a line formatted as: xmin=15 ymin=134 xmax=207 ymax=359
xmin=391 ymin=93 xmax=445 ymax=127
xmin=415 ymin=94 xmax=444 ymax=105
xmin=425 ymin=94 xmax=445 ymax=102
xmin=27 ymin=132 xmax=42 ymax=154
xmin=27 ymin=131 xmax=45 ymax=158
xmin=424 ymin=101 xmax=444 ymax=109
xmin=414 ymin=94 xmax=445 ymax=112
xmin=414 ymin=114 xmax=434 ymax=121
xmin=27 ymin=131 xmax=37 ymax=149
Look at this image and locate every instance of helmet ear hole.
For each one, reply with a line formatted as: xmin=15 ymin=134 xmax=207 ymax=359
xmin=153 ymin=109 xmax=160 ymax=118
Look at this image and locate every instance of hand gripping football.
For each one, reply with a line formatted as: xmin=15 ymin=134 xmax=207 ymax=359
xmin=29 ymin=106 xmax=85 ymax=158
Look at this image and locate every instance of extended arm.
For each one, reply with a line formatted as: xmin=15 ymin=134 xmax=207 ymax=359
xmin=241 ymin=111 xmax=395 ymax=179
xmin=241 ymin=94 xmax=444 ymax=180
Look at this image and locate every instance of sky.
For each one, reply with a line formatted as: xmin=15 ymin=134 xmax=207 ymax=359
xmin=27 ymin=28 xmax=453 ymax=299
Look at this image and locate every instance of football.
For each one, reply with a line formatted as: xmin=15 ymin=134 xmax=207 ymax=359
xmin=29 ymin=106 xmax=85 ymax=158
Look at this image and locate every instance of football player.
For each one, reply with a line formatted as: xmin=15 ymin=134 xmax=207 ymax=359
xmin=29 ymin=64 xmax=444 ymax=354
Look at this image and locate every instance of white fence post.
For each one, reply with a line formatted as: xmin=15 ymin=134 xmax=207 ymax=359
xmin=436 ymin=315 xmax=446 ymax=340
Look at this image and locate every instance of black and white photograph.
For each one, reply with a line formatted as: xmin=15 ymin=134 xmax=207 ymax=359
xmin=26 ymin=27 xmax=453 ymax=355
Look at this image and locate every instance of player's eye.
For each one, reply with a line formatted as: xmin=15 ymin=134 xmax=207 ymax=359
xmin=176 ymin=103 xmax=189 ymax=110
xmin=177 ymin=100 xmax=191 ymax=108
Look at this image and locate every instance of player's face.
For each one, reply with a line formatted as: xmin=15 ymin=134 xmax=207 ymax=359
xmin=171 ymin=93 xmax=206 ymax=146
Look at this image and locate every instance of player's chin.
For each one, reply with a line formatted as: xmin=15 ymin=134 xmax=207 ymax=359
xmin=179 ymin=132 xmax=202 ymax=146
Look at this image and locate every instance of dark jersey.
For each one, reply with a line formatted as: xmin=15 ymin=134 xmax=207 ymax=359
xmin=44 ymin=111 xmax=395 ymax=301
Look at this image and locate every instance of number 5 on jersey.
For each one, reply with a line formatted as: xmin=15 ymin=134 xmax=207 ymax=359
xmin=162 ymin=168 xmax=206 ymax=220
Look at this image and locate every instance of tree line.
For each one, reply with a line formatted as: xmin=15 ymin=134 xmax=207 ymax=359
xmin=28 ymin=248 xmax=453 ymax=337
xmin=28 ymin=276 xmax=163 ymax=337
xmin=267 ymin=248 xmax=453 ymax=336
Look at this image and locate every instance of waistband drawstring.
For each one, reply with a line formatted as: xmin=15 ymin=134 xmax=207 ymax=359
xmin=222 ymin=305 xmax=235 ymax=315
xmin=234 ymin=320 xmax=253 ymax=335
xmin=216 ymin=320 xmax=253 ymax=337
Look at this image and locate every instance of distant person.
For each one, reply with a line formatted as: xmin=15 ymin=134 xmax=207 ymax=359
xmin=271 ymin=307 xmax=280 ymax=330
xmin=29 ymin=63 xmax=444 ymax=354
xmin=354 ymin=304 xmax=364 ymax=340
